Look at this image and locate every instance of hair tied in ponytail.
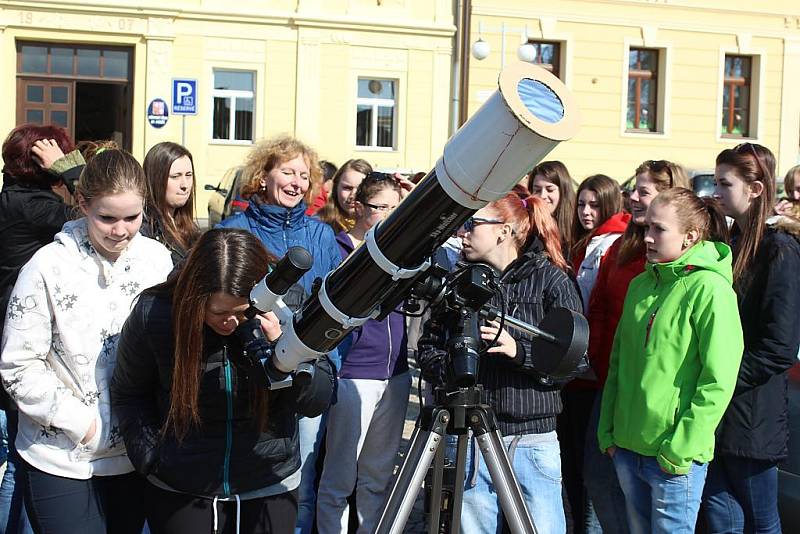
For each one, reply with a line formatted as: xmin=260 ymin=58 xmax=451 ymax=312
xmin=520 ymin=198 xmax=528 ymax=209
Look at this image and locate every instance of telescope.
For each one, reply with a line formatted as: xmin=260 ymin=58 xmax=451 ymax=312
xmin=269 ymin=62 xmax=581 ymax=375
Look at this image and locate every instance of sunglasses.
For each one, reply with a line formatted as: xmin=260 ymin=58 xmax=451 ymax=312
xmin=733 ymin=142 xmax=771 ymax=181
xmin=644 ymin=160 xmax=675 ymax=188
xmin=461 ymin=216 xmax=505 ymax=233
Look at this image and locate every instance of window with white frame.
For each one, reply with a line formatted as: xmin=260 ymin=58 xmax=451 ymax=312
xmin=212 ymin=70 xmax=254 ymax=142
xmin=356 ymin=78 xmax=397 ymax=149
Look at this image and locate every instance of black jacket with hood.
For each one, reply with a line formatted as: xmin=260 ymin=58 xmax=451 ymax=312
xmin=111 ymin=291 xmax=336 ymax=497
xmin=716 ymin=218 xmax=800 ymax=461
xmin=417 ymin=238 xmax=584 ymax=437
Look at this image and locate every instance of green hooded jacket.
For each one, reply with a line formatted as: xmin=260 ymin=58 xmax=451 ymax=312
xmin=597 ymin=240 xmax=744 ymax=475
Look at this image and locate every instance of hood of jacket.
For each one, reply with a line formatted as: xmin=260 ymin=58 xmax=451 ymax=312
xmin=593 ymin=211 xmax=630 ymax=237
xmin=644 ymin=240 xmax=733 ymax=286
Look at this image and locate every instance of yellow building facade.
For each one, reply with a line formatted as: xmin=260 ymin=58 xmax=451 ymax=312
xmin=466 ymin=0 xmax=800 ymax=183
xmin=0 ymin=0 xmax=455 ymax=217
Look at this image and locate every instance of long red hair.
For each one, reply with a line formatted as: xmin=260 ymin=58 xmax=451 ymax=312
xmin=489 ymin=185 xmax=568 ymax=272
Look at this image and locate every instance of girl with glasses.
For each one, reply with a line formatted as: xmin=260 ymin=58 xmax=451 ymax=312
xmin=316 ymin=174 xmax=411 ymax=534
xmin=703 ymin=143 xmax=800 ymax=534
xmin=582 ymin=159 xmax=689 ymax=533
xmin=598 ymin=187 xmax=742 ymax=533
xmin=417 ymin=185 xmax=583 ymax=534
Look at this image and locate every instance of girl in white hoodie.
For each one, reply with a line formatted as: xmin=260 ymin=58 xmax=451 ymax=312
xmin=0 ymin=149 xmax=173 ymax=534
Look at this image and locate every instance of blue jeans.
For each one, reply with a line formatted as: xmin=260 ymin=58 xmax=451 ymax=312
xmin=702 ymin=454 xmax=781 ymax=534
xmin=295 ymin=351 xmax=340 ymax=534
xmin=0 ymin=411 xmax=33 ymax=534
xmin=612 ymin=447 xmax=707 ymax=534
xmin=446 ymin=431 xmax=565 ymax=534
xmin=583 ymin=393 xmax=629 ymax=534
xmin=295 ymin=412 xmax=328 ymax=534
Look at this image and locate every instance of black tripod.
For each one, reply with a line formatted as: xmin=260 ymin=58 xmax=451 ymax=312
xmin=375 ymin=384 xmax=538 ymax=534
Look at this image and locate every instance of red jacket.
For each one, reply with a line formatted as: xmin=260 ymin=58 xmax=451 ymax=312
xmin=570 ymin=212 xmax=631 ymax=273
xmin=576 ymin=235 xmax=646 ymax=390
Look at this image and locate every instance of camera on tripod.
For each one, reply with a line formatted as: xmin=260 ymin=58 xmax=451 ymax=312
xmin=405 ymin=258 xmax=589 ymax=390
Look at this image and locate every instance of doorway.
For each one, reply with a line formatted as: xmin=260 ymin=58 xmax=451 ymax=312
xmin=16 ymin=42 xmax=133 ymax=150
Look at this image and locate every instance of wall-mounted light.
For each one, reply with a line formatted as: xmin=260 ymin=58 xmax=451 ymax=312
xmin=517 ymin=42 xmax=537 ymax=62
xmin=472 ymin=39 xmax=490 ymax=60
xmin=472 ymin=22 xmax=490 ymax=60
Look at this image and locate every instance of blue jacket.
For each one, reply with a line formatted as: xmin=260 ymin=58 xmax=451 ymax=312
xmin=335 ymin=231 xmax=408 ymax=380
xmin=218 ymin=200 xmax=341 ymax=295
xmin=218 ymin=200 xmax=342 ymax=366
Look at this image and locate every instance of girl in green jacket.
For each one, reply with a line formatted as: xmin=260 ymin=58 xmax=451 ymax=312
xmin=597 ymin=187 xmax=744 ymax=534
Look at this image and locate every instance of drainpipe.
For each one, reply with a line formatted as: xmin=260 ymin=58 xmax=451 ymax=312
xmin=450 ymin=0 xmax=472 ymax=135
xmin=458 ymin=0 xmax=472 ymax=127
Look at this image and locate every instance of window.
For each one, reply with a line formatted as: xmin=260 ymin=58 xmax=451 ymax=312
xmin=721 ymin=55 xmax=751 ymax=137
xmin=17 ymin=43 xmax=130 ymax=80
xmin=627 ymin=48 xmax=658 ymax=132
xmin=523 ymin=41 xmax=561 ymax=79
xmin=356 ymin=78 xmax=397 ymax=149
xmin=212 ymin=70 xmax=254 ymax=142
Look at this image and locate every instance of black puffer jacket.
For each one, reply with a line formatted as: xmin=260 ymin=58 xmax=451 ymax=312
xmin=0 ymin=174 xmax=75 ymax=340
xmin=716 ymin=220 xmax=800 ymax=461
xmin=111 ymin=291 xmax=336 ymax=497
xmin=417 ymin=239 xmax=584 ymax=437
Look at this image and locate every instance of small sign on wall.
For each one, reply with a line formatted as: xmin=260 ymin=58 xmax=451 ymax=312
xmin=147 ymin=98 xmax=169 ymax=128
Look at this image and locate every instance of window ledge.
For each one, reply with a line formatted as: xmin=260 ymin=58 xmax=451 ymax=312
xmin=209 ymin=139 xmax=254 ymax=146
xmin=620 ymin=130 xmax=669 ymax=139
xmin=355 ymin=146 xmax=397 ymax=152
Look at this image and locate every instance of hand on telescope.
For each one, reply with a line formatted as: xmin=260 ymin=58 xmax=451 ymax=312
xmin=481 ymin=320 xmax=517 ymax=359
xmin=256 ymin=311 xmax=282 ymax=342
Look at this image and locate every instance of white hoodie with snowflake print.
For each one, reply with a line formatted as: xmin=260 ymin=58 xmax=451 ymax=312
xmin=0 ymin=218 xmax=172 ymax=479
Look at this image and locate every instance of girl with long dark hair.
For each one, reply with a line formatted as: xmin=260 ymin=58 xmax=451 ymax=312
xmin=1 ymin=149 xmax=173 ymax=533
xmin=111 ymin=228 xmax=335 ymax=533
xmin=559 ymin=173 xmax=628 ymax=532
xmin=703 ymin=143 xmax=800 ymax=533
xmin=142 ymin=142 xmax=200 ymax=263
xmin=528 ymin=160 xmax=578 ymax=252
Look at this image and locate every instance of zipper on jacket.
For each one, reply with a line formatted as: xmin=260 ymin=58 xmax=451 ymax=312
xmin=386 ymin=319 xmax=393 ymax=378
xmin=645 ymin=307 xmax=659 ymax=347
xmin=222 ymin=346 xmax=233 ymax=496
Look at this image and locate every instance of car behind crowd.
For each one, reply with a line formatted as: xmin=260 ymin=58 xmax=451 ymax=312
xmin=205 ymin=166 xmax=250 ymax=227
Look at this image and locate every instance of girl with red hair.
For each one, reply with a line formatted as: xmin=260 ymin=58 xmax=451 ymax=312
xmin=417 ymin=186 xmax=583 ymax=534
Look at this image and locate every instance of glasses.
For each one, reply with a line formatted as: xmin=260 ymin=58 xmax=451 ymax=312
xmin=461 ymin=217 xmax=504 ymax=233
xmin=364 ymin=202 xmax=396 ymax=212
xmin=644 ymin=160 xmax=675 ymax=188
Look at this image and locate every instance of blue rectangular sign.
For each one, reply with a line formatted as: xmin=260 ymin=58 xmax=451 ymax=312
xmin=172 ymin=79 xmax=197 ymax=115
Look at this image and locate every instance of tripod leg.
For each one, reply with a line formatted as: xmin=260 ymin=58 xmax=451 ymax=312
xmin=448 ymin=433 xmax=469 ymax=534
xmin=375 ymin=408 xmax=449 ymax=534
